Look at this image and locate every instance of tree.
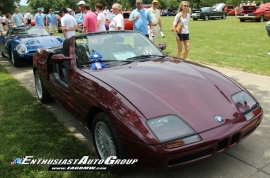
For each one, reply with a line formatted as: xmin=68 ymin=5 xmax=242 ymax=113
xmin=27 ymin=0 xmax=92 ymax=13
xmin=0 ymin=0 xmax=20 ymax=14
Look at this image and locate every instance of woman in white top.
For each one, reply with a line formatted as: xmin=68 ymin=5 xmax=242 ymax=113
xmin=109 ymin=3 xmax=124 ymax=31
xmin=95 ymin=3 xmax=106 ymax=32
xmin=172 ymin=1 xmax=191 ymax=60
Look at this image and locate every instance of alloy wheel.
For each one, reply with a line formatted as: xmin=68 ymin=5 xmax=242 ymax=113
xmin=94 ymin=121 xmax=116 ymax=160
xmin=11 ymin=51 xmax=14 ymax=64
xmin=35 ymin=73 xmax=43 ymax=99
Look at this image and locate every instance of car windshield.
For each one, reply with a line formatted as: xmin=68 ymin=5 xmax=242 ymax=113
xmin=9 ymin=26 xmax=49 ymax=36
xmin=27 ymin=27 xmax=49 ymax=35
xmin=75 ymin=32 xmax=165 ymax=68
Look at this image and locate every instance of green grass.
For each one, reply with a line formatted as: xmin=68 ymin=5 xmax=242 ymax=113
xmin=157 ymin=16 xmax=270 ymax=76
xmin=0 ymin=65 xmax=113 ymax=177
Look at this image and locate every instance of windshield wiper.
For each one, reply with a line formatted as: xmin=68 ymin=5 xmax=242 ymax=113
xmin=78 ymin=59 xmax=135 ymax=66
xmin=126 ymin=54 xmax=166 ymax=60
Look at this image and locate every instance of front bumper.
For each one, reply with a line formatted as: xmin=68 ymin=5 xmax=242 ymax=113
xmin=122 ymin=108 xmax=263 ymax=171
xmin=191 ymin=13 xmax=201 ymax=18
xmin=16 ymin=51 xmax=35 ymax=60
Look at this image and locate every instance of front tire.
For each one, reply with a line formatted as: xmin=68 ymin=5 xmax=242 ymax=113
xmin=222 ymin=14 xmax=226 ymax=19
xmin=92 ymin=112 xmax=130 ymax=174
xmin=204 ymin=15 xmax=209 ymax=21
xmin=1 ymin=52 xmax=6 ymax=58
xmin=10 ymin=50 xmax=23 ymax=67
xmin=35 ymin=71 xmax=54 ymax=103
xmin=193 ymin=18 xmax=198 ymax=21
xmin=240 ymin=19 xmax=246 ymax=22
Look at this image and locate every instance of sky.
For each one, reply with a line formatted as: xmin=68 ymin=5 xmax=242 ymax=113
xmin=20 ymin=0 xmax=28 ymax=6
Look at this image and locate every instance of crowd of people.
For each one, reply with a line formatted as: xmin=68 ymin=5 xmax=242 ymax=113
xmin=0 ymin=0 xmax=191 ymax=60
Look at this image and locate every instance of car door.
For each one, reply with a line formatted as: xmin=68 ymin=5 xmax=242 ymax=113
xmin=47 ymin=38 xmax=88 ymax=122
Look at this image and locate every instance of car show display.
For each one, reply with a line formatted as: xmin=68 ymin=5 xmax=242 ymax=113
xmin=32 ymin=31 xmax=263 ymax=173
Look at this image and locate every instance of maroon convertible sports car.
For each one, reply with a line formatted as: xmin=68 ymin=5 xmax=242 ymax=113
xmin=33 ymin=31 xmax=263 ymax=173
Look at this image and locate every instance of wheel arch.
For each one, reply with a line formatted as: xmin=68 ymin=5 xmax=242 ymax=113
xmin=33 ymin=67 xmax=37 ymax=75
xmin=87 ymin=106 xmax=104 ymax=130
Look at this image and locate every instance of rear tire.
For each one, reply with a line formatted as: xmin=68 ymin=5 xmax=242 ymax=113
xmin=259 ymin=15 xmax=264 ymax=22
xmin=193 ymin=18 xmax=198 ymax=21
xmin=92 ymin=112 xmax=131 ymax=174
xmin=240 ymin=19 xmax=246 ymax=22
xmin=35 ymin=71 xmax=54 ymax=103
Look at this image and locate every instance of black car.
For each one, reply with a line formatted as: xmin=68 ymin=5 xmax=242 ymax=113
xmin=191 ymin=3 xmax=227 ymax=20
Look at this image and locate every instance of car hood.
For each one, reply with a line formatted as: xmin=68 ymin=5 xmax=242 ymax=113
xmin=19 ymin=36 xmax=63 ymax=47
xmin=213 ymin=3 xmax=226 ymax=11
xmin=86 ymin=60 xmax=242 ymax=132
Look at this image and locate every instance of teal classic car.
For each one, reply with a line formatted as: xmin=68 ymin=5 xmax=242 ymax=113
xmin=191 ymin=3 xmax=227 ymax=20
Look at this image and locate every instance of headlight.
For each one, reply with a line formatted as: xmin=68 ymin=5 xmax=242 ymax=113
xmin=146 ymin=115 xmax=201 ymax=149
xmin=232 ymin=91 xmax=261 ymax=120
xmin=16 ymin=44 xmax=27 ymax=54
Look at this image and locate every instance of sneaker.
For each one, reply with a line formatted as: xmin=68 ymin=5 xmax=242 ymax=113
xmin=268 ymin=51 xmax=270 ymax=55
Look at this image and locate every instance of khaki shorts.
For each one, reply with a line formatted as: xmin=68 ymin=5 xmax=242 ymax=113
xmin=48 ymin=25 xmax=57 ymax=32
xmin=0 ymin=24 xmax=3 ymax=31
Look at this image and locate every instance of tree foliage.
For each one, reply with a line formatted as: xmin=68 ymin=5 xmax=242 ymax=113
xmin=0 ymin=0 xmax=20 ymax=14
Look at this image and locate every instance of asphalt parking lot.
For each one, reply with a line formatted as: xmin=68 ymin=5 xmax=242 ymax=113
xmin=0 ymin=57 xmax=269 ymax=178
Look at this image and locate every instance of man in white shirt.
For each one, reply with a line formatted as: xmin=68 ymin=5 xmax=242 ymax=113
xmin=26 ymin=11 xmax=31 ymax=27
xmin=60 ymin=8 xmax=77 ymax=38
xmin=2 ymin=14 xmax=6 ymax=31
xmin=147 ymin=0 xmax=163 ymax=44
xmin=103 ymin=6 xmax=110 ymax=16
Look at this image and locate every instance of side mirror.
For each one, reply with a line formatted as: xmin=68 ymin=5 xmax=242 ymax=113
xmin=159 ymin=43 xmax=166 ymax=50
xmin=51 ymin=54 xmax=73 ymax=64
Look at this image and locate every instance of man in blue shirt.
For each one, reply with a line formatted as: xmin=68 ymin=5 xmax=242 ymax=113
xmin=46 ymin=9 xmax=57 ymax=35
xmin=34 ymin=10 xmax=44 ymax=27
xmin=129 ymin=0 xmax=154 ymax=38
xmin=12 ymin=8 xmax=24 ymax=27
xmin=77 ymin=1 xmax=86 ymax=32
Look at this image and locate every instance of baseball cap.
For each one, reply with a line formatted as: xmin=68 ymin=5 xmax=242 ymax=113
xmin=77 ymin=0 xmax=86 ymax=5
xmin=152 ymin=0 xmax=158 ymax=3
xmin=67 ymin=8 xmax=72 ymax=12
xmin=136 ymin=0 xmax=143 ymax=3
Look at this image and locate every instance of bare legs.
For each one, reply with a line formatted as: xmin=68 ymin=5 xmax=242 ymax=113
xmin=175 ymin=38 xmax=190 ymax=60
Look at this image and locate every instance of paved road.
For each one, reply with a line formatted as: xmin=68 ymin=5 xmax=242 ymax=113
xmin=1 ymin=57 xmax=269 ymax=178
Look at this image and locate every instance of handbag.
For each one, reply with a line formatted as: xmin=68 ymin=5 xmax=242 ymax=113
xmin=171 ymin=13 xmax=183 ymax=34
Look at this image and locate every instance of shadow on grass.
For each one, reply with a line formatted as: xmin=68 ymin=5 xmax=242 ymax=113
xmin=0 ymin=66 xmax=114 ymax=177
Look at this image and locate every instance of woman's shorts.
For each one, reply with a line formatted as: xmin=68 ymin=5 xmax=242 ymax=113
xmin=178 ymin=33 xmax=190 ymax=41
xmin=2 ymin=22 xmax=5 ymax=26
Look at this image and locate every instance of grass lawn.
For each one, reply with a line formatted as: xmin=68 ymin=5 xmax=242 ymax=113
xmin=0 ymin=65 xmax=113 ymax=177
xmin=157 ymin=16 xmax=270 ymax=76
